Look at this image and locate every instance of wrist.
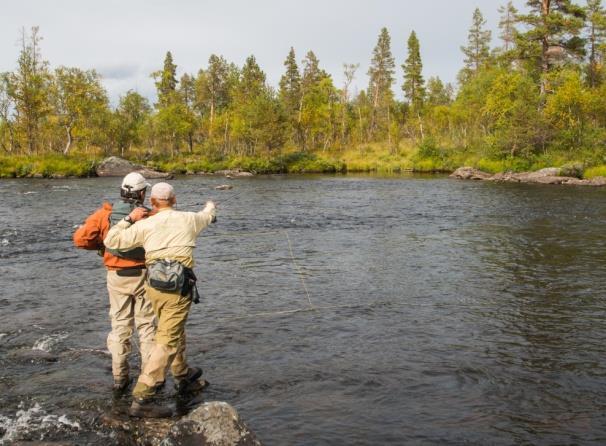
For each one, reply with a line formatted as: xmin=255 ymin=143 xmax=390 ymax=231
xmin=124 ymin=216 xmax=133 ymax=224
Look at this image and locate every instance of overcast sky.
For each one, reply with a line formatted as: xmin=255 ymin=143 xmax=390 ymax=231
xmin=0 ymin=0 xmax=524 ymax=105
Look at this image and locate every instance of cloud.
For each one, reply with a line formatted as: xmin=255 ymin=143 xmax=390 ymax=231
xmin=97 ymin=63 xmax=140 ymax=80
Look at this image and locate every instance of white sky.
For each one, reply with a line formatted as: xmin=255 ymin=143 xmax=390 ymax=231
xmin=0 ymin=0 xmax=522 ymax=105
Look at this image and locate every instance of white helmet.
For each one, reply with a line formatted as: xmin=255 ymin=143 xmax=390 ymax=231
xmin=121 ymin=172 xmax=151 ymax=192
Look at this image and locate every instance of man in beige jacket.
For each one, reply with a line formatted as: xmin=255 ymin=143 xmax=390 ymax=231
xmin=104 ymin=182 xmax=216 ymax=418
xmin=73 ymin=172 xmax=156 ymax=394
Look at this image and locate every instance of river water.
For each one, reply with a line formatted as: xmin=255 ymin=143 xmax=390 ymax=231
xmin=1 ymin=174 xmax=606 ymax=445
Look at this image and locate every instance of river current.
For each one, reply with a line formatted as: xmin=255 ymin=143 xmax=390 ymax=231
xmin=1 ymin=174 xmax=606 ymax=445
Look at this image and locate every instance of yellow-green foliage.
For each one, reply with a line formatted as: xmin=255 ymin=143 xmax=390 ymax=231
xmin=0 ymin=155 xmax=95 ymax=178
xmin=583 ymin=165 xmax=606 ymax=179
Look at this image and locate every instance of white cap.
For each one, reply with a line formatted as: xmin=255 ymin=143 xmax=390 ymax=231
xmin=121 ymin=172 xmax=151 ymax=192
xmin=151 ymin=182 xmax=175 ymax=200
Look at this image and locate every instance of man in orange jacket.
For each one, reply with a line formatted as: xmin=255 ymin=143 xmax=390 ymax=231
xmin=73 ymin=172 xmax=156 ymax=393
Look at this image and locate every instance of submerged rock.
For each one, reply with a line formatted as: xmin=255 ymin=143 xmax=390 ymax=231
xmin=96 ymin=156 xmax=172 ymax=179
xmin=9 ymin=348 xmax=59 ymax=364
xmin=215 ymin=184 xmax=234 ymax=190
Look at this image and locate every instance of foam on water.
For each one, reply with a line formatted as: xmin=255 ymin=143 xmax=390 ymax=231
xmin=0 ymin=403 xmax=80 ymax=444
xmin=0 ymin=239 xmax=8 ymax=246
xmin=32 ymin=333 xmax=69 ymax=353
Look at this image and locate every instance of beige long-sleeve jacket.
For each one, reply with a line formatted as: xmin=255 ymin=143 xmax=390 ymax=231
xmin=103 ymin=206 xmax=216 ymax=268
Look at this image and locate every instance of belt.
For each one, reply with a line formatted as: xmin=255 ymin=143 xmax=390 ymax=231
xmin=116 ymin=266 xmax=146 ymax=277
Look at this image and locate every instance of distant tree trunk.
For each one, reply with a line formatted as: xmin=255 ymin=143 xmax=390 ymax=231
xmin=589 ymin=19 xmax=597 ymax=88
xmin=209 ymin=100 xmax=215 ymax=138
xmin=63 ymin=125 xmax=73 ymax=155
xmin=417 ymin=111 xmax=425 ymax=140
xmin=540 ymin=0 xmax=550 ymax=97
xmin=387 ymin=106 xmax=392 ymax=152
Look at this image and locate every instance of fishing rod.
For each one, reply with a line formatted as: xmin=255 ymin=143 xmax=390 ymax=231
xmin=179 ymin=189 xmax=245 ymax=210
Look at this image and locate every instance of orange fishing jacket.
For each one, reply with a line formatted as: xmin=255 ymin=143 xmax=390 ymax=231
xmin=73 ymin=203 xmax=145 ymax=270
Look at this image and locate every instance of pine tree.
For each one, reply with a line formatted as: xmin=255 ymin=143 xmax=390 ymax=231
xmin=302 ymin=51 xmax=325 ymax=89
xmin=368 ymin=28 xmax=395 ymax=111
xmin=367 ymin=27 xmax=395 ymax=138
xmin=461 ymin=8 xmax=492 ymax=74
xmin=499 ymin=1 xmax=518 ymax=52
xmin=297 ymin=51 xmax=333 ymax=149
xmin=403 ymin=31 xmax=426 ymax=109
xmin=586 ymin=0 xmax=606 ymax=87
xmin=279 ymin=47 xmax=302 ymax=116
xmin=154 ymin=51 xmax=178 ymax=108
xmin=240 ymin=55 xmax=266 ymax=97
xmin=516 ymin=0 xmax=586 ymax=84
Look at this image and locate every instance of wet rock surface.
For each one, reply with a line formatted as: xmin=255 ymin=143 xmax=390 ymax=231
xmin=451 ymin=166 xmax=606 ymax=186
xmin=99 ymin=401 xmax=260 ymax=446
xmin=96 ymin=157 xmax=172 ymax=179
xmin=162 ymin=402 xmax=261 ymax=446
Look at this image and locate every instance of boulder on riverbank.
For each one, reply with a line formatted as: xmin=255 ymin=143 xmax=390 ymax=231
xmin=96 ymin=156 xmax=172 ymax=179
xmin=213 ymin=169 xmax=255 ymax=177
xmin=450 ymin=166 xmax=606 ymax=187
xmin=449 ymin=167 xmax=492 ymax=180
xmin=100 ymin=401 xmax=260 ymax=446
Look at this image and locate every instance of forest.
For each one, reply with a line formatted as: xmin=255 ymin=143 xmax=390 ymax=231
xmin=2 ymin=0 xmax=606 ymax=178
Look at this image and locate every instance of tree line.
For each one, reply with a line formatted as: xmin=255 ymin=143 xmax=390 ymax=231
xmin=2 ymin=0 xmax=606 ymax=169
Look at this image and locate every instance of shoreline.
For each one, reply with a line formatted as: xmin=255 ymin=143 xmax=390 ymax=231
xmin=3 ymin=153 xmax=606 ymax=186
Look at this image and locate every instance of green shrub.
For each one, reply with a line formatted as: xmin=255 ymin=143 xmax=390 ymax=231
xmin=559 ymin=162 xmax=584 ymax=178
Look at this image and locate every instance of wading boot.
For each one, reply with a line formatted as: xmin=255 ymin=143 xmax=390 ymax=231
xmin=112 ymin=377 xmax=130 ymax=395
xmin=128 ymin=398 xmax=172 ymax=418
xmin=174 ymin=367 xmax=206 ymax=395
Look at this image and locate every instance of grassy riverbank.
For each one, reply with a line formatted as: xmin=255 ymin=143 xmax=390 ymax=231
xmin=1 ymin=144 xmax=605 ymax=179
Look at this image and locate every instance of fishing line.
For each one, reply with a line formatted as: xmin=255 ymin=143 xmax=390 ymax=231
xmin=284 ymin=230 xmax=314 ymax=310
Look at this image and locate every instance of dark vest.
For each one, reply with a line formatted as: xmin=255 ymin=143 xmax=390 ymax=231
xmin=106 ymin=200 xmax=147 ymax=260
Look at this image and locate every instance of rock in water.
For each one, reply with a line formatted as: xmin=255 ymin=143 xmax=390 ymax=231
xmin=161 ymin=401 xmax=261 ymax=446
xmin=96 ymin=156 xmax=172 ymax=179
xmin=451 ymin=165 xmax=606 ymax=187
xmin=215 ymin=185 xmax=233 ymax=190
xmin=214 ymin=169 xmax=254 ymax=177
xmin=449 ymin=167 xmax=492 ymax=180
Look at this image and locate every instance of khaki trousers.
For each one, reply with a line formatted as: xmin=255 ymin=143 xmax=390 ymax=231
xmin=106 ymin=270 xmax=156 ymax=379
xmin=133 ymin=285 xmax=192 ymax=398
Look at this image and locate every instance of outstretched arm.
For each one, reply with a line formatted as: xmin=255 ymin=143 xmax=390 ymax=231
xmin=103 ymin=207 xmax=147 ymax=251
xmin=193 ymin=201 xmax=216 ymax=234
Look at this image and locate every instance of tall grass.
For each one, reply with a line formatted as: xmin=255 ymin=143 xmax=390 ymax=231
xmin=0 ymin=154 xmax=96 ymax=178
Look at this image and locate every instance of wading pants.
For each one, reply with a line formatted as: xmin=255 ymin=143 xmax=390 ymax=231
xmin=106 ymin=270 xmax=156 ymax=380
xmin=132 ymin=285 xmax=192 ymax=398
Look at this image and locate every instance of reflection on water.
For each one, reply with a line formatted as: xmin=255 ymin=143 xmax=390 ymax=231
xmin=1 ymin=175 xmax=606 ymax=444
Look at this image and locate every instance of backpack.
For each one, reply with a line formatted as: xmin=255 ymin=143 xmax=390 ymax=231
xmin=105 ymin=200 xmax=148 ymax=260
